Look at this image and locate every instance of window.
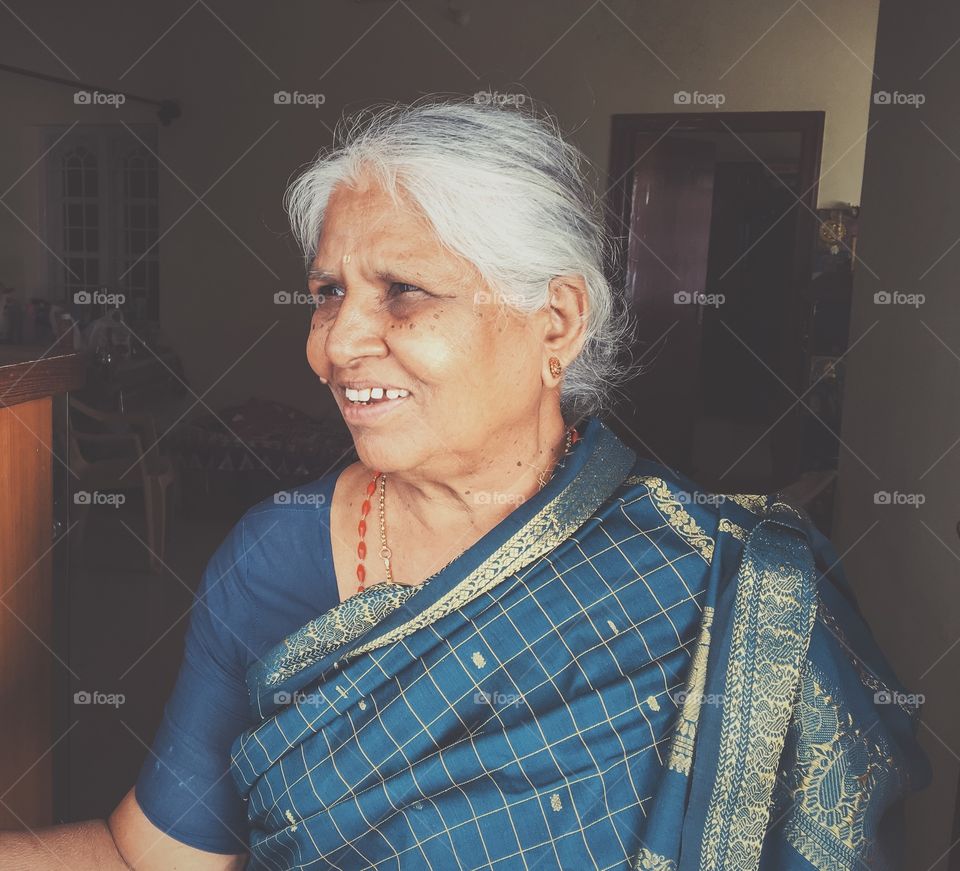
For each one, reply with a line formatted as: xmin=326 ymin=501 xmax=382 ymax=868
xmin=44 ymin=125 xmax=160 ymax=321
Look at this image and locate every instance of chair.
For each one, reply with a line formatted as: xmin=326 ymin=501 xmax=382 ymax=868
xmin=68 ymin=396 xmax=176 ymax=572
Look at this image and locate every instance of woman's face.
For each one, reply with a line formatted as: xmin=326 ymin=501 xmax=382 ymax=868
xmin=305 ymin=176 xmax=550 ymax=476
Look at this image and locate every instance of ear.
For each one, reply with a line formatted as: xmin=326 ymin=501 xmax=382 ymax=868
xmin=541 ymin=275 xmax=589 ymax=386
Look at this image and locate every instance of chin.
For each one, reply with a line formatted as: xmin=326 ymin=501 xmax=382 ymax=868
xmin=348 ymin=429 xmax=419 ymax=474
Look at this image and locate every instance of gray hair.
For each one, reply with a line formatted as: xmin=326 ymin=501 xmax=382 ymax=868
xmin=285 ymin=97 xmax=633 ymax=419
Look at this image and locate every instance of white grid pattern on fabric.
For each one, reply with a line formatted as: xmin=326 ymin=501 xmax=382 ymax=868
xmin=233 ymin=475 xmax=725 ymax=870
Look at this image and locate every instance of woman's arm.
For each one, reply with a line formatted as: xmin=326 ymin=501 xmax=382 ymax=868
xmin=0 ymin=818 xmax=128 ymax=869
xmin=0 ymin=788 xmax=246 ymax=870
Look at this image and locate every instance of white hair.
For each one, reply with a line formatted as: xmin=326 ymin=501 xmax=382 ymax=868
xmin=285 ymin=97 xmax=633 ymax=419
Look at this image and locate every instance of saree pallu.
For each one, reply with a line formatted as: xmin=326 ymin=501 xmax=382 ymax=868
xmin=230 ymin=417 xmax=929 ymax=870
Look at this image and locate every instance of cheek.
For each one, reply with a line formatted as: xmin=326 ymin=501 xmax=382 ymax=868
xmin=393 ymin=324 xmax=463 ymax=385
xmin=305 ymin=313 xmax=332 ymax=374
xmin=408 ymin=309 xmax=535 ymax=397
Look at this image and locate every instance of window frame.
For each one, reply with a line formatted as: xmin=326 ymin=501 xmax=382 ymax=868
xmin=42 ymin=124 xmax=160 ymax=322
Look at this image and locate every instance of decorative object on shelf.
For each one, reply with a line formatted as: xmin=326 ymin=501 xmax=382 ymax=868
xmin=813 ymin=206 xmax=860 ymax=275
xmin=818 ymin=218 xmax=847 ymax=251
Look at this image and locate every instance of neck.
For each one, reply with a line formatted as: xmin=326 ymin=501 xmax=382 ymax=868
xmin=380 ymin=408 xmax=570 ymax=570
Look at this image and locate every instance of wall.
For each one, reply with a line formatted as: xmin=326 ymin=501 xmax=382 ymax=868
xmin=833 ymin=0 xmax=960 ymax=863
xmin=0 ymin=0 xmax=879 ymax=421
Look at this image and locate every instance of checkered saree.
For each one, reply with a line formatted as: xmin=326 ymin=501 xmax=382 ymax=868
xmin=230 ymin=418 xmax=928 ymax=870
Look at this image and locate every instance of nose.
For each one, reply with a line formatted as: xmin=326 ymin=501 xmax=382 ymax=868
xmin=323 ymin=288 xmax=389 ymax=368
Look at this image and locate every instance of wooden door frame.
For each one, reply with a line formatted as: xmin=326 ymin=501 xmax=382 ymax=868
xmin=605 ymin=110 xmax=825 ymax=487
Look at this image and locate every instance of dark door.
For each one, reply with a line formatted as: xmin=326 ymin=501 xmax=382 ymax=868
xmin=613 ymin=134 xmax=717 ymax=470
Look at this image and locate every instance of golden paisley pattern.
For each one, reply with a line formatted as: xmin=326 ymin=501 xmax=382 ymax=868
xmin=629 ymin=475 xmax=716 ymax=563
xmin=718 ymin=518 xmax=746 ymax=541
xmin=698 ymin=518 xmax=818 ymax=870
xmin=625 ymin=477 xmax=755 ymax=563
xmin=264 ymin=583 xmax=420 ymax=685
xmin=666 ymin=606 xmax=715 ymax=775
xmin=723 ymin=493 xmax=769 ymax=513
xmin=633 ymin=846 xmax=677 ymax=870
xmin=773 ymin=662 xmax=900 ymax=869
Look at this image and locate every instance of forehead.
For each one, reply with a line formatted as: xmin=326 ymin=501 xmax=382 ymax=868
xmin=310 ymin=179 xmax=485 ymax=290
xmin=314 ymin=180 xmax=434 ymax=265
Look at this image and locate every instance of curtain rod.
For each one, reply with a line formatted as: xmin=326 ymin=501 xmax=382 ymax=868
xmin=0 ymin=63 xmax=180 ymax=125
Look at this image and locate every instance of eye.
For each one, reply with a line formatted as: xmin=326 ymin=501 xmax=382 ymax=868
xmin=388 ymin=282 xmax=426 ymax=298
xmin=314 ymin=284 xmax=345 ymax=305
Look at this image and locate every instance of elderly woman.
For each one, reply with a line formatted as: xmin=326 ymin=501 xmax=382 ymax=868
xmin=2 ymin=100 xmax=928 ymax=870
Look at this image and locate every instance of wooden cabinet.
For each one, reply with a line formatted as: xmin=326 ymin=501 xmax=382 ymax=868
xmin=0 ymin=348 xmax=84 ymax=828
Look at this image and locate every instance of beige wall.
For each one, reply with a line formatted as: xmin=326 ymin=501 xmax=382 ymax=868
xmin=834 ymin=0 xmax=960 ymax=863
xmin=1 ymin=0 xmax=879 ymax=421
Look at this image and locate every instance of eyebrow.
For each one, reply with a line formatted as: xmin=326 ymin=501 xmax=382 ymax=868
xmin=306 ymin=268 xmax=421 ymax=284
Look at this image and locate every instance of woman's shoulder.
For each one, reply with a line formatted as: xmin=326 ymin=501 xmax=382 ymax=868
xmin=612 ymin=456 xmax=784 ymax=555
xmin=197 ymin=467 xmax=353 ymax=666
xmin=244 ymin=469 xmax=342 ymax=522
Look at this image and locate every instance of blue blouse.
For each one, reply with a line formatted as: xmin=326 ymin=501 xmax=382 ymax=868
xmin=134 ymin=470 xmax=346 ymax=853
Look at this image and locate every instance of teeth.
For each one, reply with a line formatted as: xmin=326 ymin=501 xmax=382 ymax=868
xmin=344 ymin=386 xmax=409 ymax=403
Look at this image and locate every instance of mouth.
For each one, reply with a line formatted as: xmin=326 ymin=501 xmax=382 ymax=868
xmin=336 ymin=383 xmax=411 ymax=424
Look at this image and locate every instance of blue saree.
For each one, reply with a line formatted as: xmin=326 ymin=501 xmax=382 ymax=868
xmin=229 ymin=417 xmax=929 ymax=870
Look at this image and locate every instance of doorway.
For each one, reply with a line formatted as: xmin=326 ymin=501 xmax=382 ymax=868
xmin=605 ymin=112 xmax=824 ymax=493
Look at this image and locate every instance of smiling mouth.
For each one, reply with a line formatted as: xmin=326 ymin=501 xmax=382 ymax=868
xmin=341 ymin=386 xmax=410 ymax=405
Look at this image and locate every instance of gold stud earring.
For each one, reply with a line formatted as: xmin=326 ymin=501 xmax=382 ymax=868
xmin=548 ymin=357 xmax=562 ymax=378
